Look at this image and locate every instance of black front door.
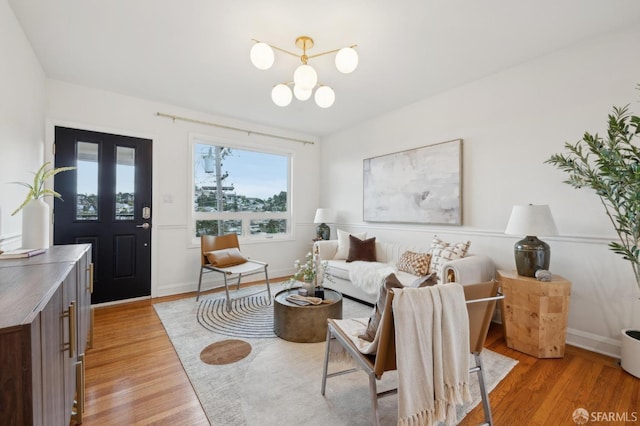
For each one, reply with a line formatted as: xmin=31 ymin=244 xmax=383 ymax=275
xmin=53 ymin=126 xmax=152 ymax=303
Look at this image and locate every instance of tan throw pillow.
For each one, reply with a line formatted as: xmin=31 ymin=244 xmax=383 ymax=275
xmin=359 ymin=273 xmax=403 ymax=342
xmin=205 ymin=248 xmax=248 ymax=267
xmin=334 ymin=229 xmax=367 ymax=260
xmin=346 ymin=235 xmax=377 ymax=263
xmin=397 ymin=251 xmax=432 ymax=276
xmin=429 ymin=236 xmax=470 ymax=283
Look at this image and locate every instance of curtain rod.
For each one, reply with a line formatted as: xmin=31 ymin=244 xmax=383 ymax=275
xmin=155 ymin=112 xmax=315 ymax=145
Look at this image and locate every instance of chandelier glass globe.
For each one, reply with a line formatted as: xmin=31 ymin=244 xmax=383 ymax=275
xmin=250 ymin=42 xmax=275 ymax=70
xmin=335 ymin=47 xmax=358 ymax=74
xmin=271 ymin=84 xmax=292 ymax=107
xmin=293 ymin=85 xmax=312 ymax=101
xmin=293 ymin=64 xmax=318 ymax=91
xmin=314 ymin=86 xmax=335 ymax=108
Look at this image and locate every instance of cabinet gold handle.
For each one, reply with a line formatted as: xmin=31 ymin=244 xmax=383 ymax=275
xmin=67 ymin=301 xmax=76 ymax=358
xmin=88 ymin=263 xmax=94 ymax=294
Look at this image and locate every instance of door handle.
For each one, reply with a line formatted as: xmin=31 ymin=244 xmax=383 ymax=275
xmin=136 ymin=223 xmax=150 ymax=229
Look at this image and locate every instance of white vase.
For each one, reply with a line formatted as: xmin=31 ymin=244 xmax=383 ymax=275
xmin=621 ymin=329 xmax=640 ymax=379
xmin=302 ymin=280 xmax=315 ymax=297
xmin=22 ymin=199 xmax=50 ymax=250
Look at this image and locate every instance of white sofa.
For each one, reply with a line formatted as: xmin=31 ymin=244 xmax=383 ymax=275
xmin=314 ymin=239 xmax=496 ymax=304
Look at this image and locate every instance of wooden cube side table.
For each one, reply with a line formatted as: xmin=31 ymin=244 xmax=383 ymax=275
xmin=498 ymin=270 xmax=572 ymax=358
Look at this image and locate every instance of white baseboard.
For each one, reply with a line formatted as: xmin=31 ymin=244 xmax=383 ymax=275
xmin=153 ymin=268 xmax=293 ymax=299
xmin=566 ymin=327 xmax=621 ymax=359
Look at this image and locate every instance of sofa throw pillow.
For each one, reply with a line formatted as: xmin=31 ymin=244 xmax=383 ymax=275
xmin=359 ymin=273 xmax=403 ymax=342
xmin=205 ymin=248 xmax=248 ymax=267
xmin=346 ymin=235 xmax=377 ymax=262
xmin=334 ymin=229 xmax=367 ymax=260
xmin=397 ymin=251 xmax=432 ymax=276
xmin=429 ymin=236 xmax=471 ymax=283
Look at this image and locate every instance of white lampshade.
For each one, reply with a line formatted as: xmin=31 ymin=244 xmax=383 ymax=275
xmin=314 ymin=208 xmax=336 ymax=224
xmin=335 ymin=47 xmax=358 ymax=74
xmin=505 ymin=205 xmax=558 ymax=236
xmin=293 ymin=64 xmax=318 ymax=91
xmin=271 ymin=84 xmax=292 ymax=107
xmin=293 ymin=85 xmax=312 ymax=101
xmin=250 ymin=42 xmax=274 ymax=70
xmin=314 ymin=86 xmax=335 ymax=108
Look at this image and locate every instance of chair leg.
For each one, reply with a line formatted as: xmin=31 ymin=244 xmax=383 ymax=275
xmin=474 ymin=352 xmax=494 ymax=426
xmin=321 ymin=327 xmax=332 ymax=396
xmin=368 ymin=372 xmax=380 ymax=426
xmin=264 ymin=267 xmax=271 ymax=299
xmin=235 ymin=273 xmax=242 ymax=290
xmin=223 ymin=274 xmax=233 ymax=311
xmin=196 ymin=267 xmax=204 ymax=301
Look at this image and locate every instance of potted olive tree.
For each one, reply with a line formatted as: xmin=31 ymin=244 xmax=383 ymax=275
xmin=546 ymin=90 xmax=640 ymax=378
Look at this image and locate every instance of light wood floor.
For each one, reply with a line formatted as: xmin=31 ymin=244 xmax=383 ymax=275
xmin=78 ymin=291 xmax=639 ymax=425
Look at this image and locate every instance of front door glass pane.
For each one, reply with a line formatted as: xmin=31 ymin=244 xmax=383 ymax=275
xmin=76 ymin=141 xmax=99 ymax=221
xmin=115 ymin=146 xmax=135 ymax=221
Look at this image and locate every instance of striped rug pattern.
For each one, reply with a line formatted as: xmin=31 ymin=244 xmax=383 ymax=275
xmin=197 ymin=294 xmax=276 ymax=338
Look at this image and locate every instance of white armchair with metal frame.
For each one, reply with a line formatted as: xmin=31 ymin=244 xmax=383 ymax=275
xmin=196 ymin=234 xmax=271 ymax=310
xmin=321 ymin=280 xmax=503 ymax=426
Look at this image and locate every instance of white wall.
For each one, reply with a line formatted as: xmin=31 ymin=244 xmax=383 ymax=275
xmin=319 ymin=25 xmax=640 ymax=357
xmin=45 ymin=81 xmax=321 ymax=297
xmin=0 ymin=1 xmax=46 ymax=250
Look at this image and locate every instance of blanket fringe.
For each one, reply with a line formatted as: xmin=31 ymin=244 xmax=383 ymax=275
xmin=398 ymin=408 xmax=435 ymax=426
xmin=445 ymin=382 xmax=471 ymax=406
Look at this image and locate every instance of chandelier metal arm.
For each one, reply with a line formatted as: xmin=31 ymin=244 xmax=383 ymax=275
xmin=251 ymin=38 xmax=299 ymax=58
xmin=307 ymin=44 xmax=358 ymax=60
xmin=252 ymin=38 xmax=357 ymax=61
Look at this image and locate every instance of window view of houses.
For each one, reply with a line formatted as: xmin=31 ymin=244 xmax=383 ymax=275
xmin=76 ymin=192 xmax=134 ymax=220
xmin=194 ymin=189 xmax=287 ymax=235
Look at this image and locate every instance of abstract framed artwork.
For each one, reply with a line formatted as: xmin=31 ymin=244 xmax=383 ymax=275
xmin=363 ymin=139 xmax=462 ymax=225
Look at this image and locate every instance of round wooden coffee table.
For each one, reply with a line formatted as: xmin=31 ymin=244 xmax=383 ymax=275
xmin=273 ymin=288 xmax=342 ymax=343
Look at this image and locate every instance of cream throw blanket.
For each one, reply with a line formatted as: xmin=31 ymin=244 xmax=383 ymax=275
xmin=392 ymin=284 xmax=471 ymax=426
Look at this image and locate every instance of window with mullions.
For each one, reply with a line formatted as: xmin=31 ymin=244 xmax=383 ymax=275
xmin=191 ymin=140 xmax=291 ymax=242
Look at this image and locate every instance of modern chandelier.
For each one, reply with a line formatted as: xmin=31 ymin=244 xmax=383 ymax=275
xmin=250 ymin=36 xmax=358 ymax=108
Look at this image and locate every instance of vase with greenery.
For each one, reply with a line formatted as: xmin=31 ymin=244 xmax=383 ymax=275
xmin=545 ymin=89 xmax=640 ymax=377
xmin=286 ymin=248 xmax=334 ymax=295
xmin=11 ymin=161 xmax=75 ymax=249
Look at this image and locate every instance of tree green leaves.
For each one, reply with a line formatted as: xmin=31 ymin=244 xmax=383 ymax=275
xmin=546 ymin=101 xmax=640 ymax=291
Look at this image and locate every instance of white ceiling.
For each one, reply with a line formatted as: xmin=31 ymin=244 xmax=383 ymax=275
xmin=9 ymin=0 xmax=640 ymax=136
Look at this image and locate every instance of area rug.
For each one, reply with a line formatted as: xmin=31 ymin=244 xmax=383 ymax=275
xmin=154 ymin=285 xmax=518 ymax=425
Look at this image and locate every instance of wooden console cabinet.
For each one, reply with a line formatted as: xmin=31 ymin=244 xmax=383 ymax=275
xmin=0 ymin=244 xmax=92 ymax=425
xmin=498 ymin=270 xmax=571 ymax=358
